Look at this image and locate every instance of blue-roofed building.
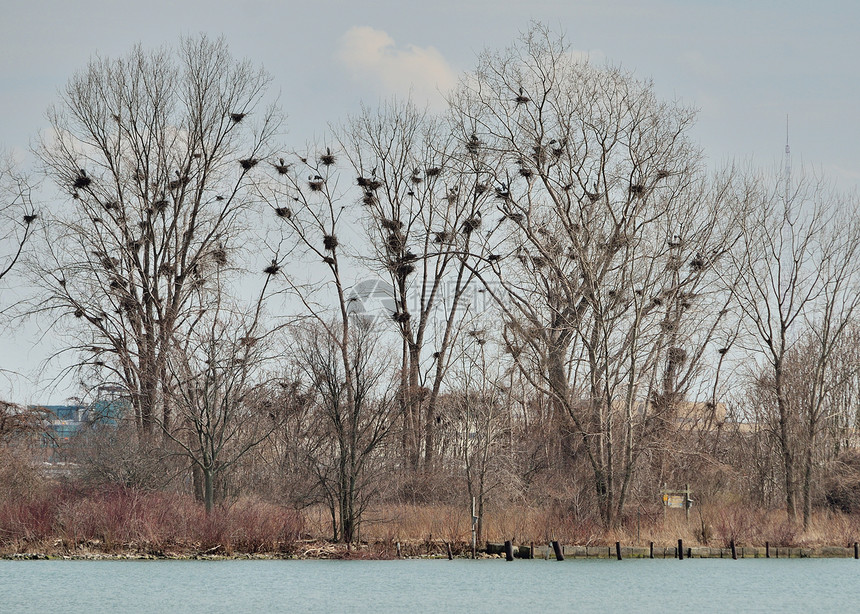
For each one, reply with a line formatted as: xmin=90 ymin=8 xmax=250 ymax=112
xmin=38 ymin=405 xmax=88 ymax=446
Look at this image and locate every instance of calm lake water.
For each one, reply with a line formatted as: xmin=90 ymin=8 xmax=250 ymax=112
xmin=1 ymin=558 xmax=856 ymax=612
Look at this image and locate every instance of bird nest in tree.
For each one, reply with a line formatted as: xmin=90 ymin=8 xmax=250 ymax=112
xmin=433 ymin=231 xmax=449 ymax=244
xmin=392 ymin=311 xmax=411 ymax=323
xmin=461 ymin=216 xmax=481 ymax=234
xmin=519 ymin=166 xmax=533 ymax=179
xmin=264 ymin=261 xmax=281 ymax=275
xmin=211 ymin=248 xmax=228 ymax=266
xmin=487 ymin=254 xmax=501 ymax=262
xmin=239 ymin=158 xmax=259 ymax=170
xmin=152 ymin=199 xmax=169 ymax=214
xmin=230 ymin=112 xmax=246 ymax=123
xmin=103 ymin=201 xmax=119 ymax=211
xmin=474 ymin=183 xmax=488 ymax=195
xmin=168 ymin=175 xmax=189 ymax=190
xmin=495 ymin=187 xmax=510 ymax=200
xmin=73 ymin=172 xmax=91 ymax=190
xmin=380 ymin=218 xmax=403 ymax=232
xmin=410 ymin=172 xmax=423 ymax=185
xmin=23 ymin=214 xmax=37 ymax=224
xmin=425 ymin=167 xmax=441 ymax=177
xmin=357 ymin=177 xmax=382 ymax=191
xmin=386 ymin=232 xmax=406 ymax=252
xmin=273 ymin=161 xmax=291 ymax=175
xmin=629 ymin=183 xmax=645 ymax=197
xmin=275 ymin=207 xmax=292 ymax=219
xmin=466 ymin=135 xmax=481 ymax=155
xmin=319 ymin=150 xmax=336 ymax=166
xmin=308 ymin=177 xmax=324 ymax=191
xmin=119 ymin=297 xmax=136 ymax=312
xmin=362 ymin=192 xmax=377 ymax=207
xmin=667 ymin=347 xmax=688 ymax=365
xmin=73 ymin=308 xmax=84 ymax=318
xmin=323 ymin=235 xmax=338 ymax=251
xmin=656 ymin=169 xmax=671 ymax=179
xmin=504 ymin=212 xmax=524 ymax=223
xmin=689 ymin=254 xmax=707 ymax=271
xmin=514 ymin=88 xmax=530 ymax=104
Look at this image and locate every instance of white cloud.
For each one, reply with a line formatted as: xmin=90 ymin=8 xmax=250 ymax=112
xmin=337 ymin=26 xmax=457 ymax=108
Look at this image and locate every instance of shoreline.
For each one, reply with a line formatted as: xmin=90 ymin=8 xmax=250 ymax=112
xmin=4 ymin=542 xmax=859 ymax=561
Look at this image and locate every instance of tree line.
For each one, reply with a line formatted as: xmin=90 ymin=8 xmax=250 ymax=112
xmin=3 ymin=25 xmax=860 ymax=541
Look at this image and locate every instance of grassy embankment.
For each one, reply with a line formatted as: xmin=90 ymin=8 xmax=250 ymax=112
xmin=3 ymin=485 xmax=860 ymax=559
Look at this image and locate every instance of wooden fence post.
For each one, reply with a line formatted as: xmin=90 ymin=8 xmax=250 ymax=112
xmin=649 ymin=541 xmax=654 ymax=559
xmin=615 ymin=542 xmax=622 ymax=561
xmin=678 ymin=539 xmax=684 ymax=561
xmin=731 ymin=539 xmax=737 ymax=560
xmin=765 ymin=541 xmax=770 ymax=559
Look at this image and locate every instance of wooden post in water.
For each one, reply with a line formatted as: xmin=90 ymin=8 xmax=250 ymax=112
xmin=854 ymin=543 xmax=858 ymax=559
xmin=678 ymin=539 xmax=684 ymax=560
xmin=649 ymin=541 xmax=654 ymax=559
xmin=396 ymin=542 xmax=401 ymax=558
xmin=530 ymin=541 xmax=535 ymax=559
xmin=447 ymin=542 xmax=453 ymax=560
xmin=552 ymin=540 xmax=564 ymax=561
xmin=765 ymin=542 xmax=770 ymax=558
xmin=504 ymin=540 xmax=514 ymax=562
xmin=731 ymin=539 xmax=737 ymax=560
xmin=615 ymin=542 xmax=622 ymax=561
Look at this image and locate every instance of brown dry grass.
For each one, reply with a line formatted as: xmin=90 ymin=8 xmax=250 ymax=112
xmin=321 ymin=502 xmax=860 ymax=550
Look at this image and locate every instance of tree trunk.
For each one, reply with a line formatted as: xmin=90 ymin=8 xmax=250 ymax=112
xmin=203 ymin=466 xmax=215 ymax=515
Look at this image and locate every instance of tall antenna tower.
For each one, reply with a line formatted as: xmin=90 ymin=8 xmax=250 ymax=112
xmin=784 ymin=114 xmax=791 ymax=201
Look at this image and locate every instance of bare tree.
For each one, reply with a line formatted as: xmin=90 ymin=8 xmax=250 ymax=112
xmin=33 ymin=36 xmax=279 ymax=438
xmin=292 ymin=318 xmax=395 ymax=543
xmin=448 ymin=24 xmax=736 ymax=527
xmin=161 ymin=273 xmax=281 ymax=514
xmin=0 ymin=153 xmax=37 ymax=290
xmin=728 ymin=171 xmax=860 ymax=525
xmin=338 ymin=100 xmax=489 ymax=475
xmin=448 ymin=332 xmax=517 ymax=545
xmin=260 ymin=147 xmax=396 ymax=543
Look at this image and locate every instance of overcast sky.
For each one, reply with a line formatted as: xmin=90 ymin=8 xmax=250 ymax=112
xmin=2 ymin=0 xmax=859 ymax=403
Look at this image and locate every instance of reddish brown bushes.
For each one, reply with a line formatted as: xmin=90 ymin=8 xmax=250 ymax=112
xmin=0 ymin=487 xmax=303 ymax=555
